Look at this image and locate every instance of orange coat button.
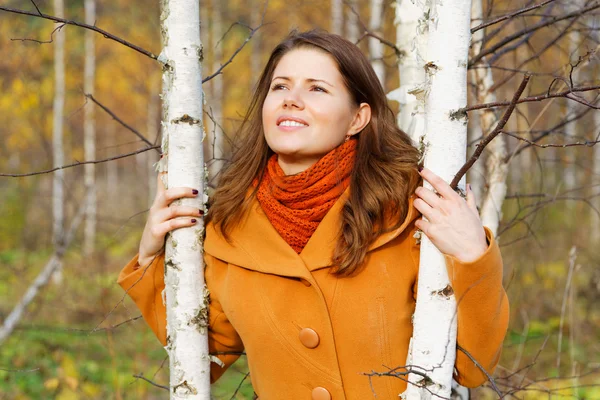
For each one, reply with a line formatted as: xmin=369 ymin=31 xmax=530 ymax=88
xmin=312 ymin=387 xmax=331 ymax=400
xmin=299 ymin=327 xmax=320 ymax=349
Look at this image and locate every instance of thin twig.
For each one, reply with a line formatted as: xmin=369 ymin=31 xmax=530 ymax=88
xmin=85 ymin=94 xmax=155 ymax=148
xmin=0 ymin=146 xmax=160 ymax=177
xmin=450 ymin=75 xmax=530 ymax=189
xmin=471 ymin=0 xmax=557 ymax=33
xmin=133 ymin=374 xmax=169 ymax=391
xmin=0 ymin=6 xmax=157 ymax=60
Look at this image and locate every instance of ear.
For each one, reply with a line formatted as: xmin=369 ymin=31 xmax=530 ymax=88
xmin=347 ymin=103 xmax=372 ymax=137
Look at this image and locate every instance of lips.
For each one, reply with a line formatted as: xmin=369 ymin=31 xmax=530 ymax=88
xmin=276 ymin=115 xmax=309 ymax=126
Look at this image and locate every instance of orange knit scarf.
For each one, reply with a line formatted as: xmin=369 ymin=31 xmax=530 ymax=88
xmin=256 ymin=139 xmax=357 ymax=253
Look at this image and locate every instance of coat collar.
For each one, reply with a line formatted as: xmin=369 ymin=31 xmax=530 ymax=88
xmin=204 ymin=190 xmax=419 ymax=278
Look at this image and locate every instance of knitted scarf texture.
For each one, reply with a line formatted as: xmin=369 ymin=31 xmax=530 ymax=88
xmin=256 ymin=139 xmax=357 ymax=253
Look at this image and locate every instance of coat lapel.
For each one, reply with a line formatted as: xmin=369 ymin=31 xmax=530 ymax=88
xmin=204 ymin=191 xmax=420 ymax=276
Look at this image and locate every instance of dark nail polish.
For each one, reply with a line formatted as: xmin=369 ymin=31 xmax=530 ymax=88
xmin=199 ymin=209 xmax=204 ymax=215
xmin=192 ymin=189 xmax=199 ymax=195
xmin=191 ymin=219 xmax=197 ymax=223
xmin=468 ymin=184 xmax=472 ymax=191
xmin=418 ymin=166 xmax=424 ymax=172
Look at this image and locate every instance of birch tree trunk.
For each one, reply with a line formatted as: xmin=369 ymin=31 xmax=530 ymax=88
xmin=387 ymin=0 xmax=425 ymax=145
xmin=331 ymin=0 xmax=343 ymax=36
xmin=208 ymin=0 xmax=224 ymax=185
xmin=346 ymin=0 xmax=360 ymax=43
xmin=403 ymin=0 xmax=472 ymax=397
xmin=158 ymin=0 xmax=210 ymax=397
xmin=593 ymin=101 xmax=600 ymax=244
xmin=84 ymin=0 xmax=97 ymax=256
xmin=368 ymin=0 xmax=385 ymax=86
xmin=51 ymin=0 xmax=65 ymax=284
xmin=470 ymin=0 xmax=507 ymax=237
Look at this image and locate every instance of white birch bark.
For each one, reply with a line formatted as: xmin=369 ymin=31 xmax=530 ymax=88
xmin=387 ymin=0 xmax=425 ymax=145
xmin=331 ymin=0 xmax=343 ymax=36
xmin=403 ymin=0 xmax=472 ymax=398
xmin=158 ymin=0 xmax=210 ymax=397
xmin=147 ymin=87 xmax=160 ymax=209
xmin=51 ymin=0 xmax=65 ymax=284
xmin=83 ymin=0 xmax=97 ymax=256
xmin=346 ymin=0 xmax=360 ymax=43
xmin=563 ymin=11 xmax=581 ymax=193
xmin=368 ymin=0 xmax=385 ymax=86
xmin=470 ymin=0 xmax=507 ymax=237
xmin=208 ymin=0 xmax=224 ymax=184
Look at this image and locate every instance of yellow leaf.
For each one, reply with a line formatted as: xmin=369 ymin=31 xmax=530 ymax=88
xmin=44 ymin=377 xmax=60 ymax=390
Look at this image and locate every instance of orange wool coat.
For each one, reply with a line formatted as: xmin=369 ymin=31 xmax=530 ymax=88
xmin=118 ymin=193 xmax=509 ymax=399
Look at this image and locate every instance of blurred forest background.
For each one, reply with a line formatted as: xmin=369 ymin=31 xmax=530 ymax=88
xmin=0 ymin=0 xmax=599 ymax=398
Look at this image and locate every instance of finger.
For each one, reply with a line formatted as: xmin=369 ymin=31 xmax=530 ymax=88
xmin=157 ymin=186 xmax=199 ymax=208
xmin=154 ymin=205 xmax=204 ymax=224
xmin=466 ymin=184 xmax=479 ymax=214
xmin=415 ymin=218 xmax=432 ymax=238
xmin=152 ymin=217 xmax=198 ymax=238
xmin=415 ymin=186 xmax=442 ymax=209
xmin=156 ymin=172 xmax=167 ymax=193
xmin=413 ymin=198 xmax=439 ymax=222
xmin=419 ymin=168 xmax=459 ymax=201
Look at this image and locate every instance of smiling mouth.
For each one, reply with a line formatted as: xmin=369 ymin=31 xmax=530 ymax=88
xmin=278 ymin=120 xmax=308 ymax=127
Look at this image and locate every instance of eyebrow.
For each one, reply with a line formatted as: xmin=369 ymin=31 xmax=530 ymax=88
xmin=272 ymin=76 xmax=334 ymax=87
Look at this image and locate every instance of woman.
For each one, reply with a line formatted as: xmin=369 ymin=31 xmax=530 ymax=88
xmin=119 ymin=30 xmax=509 ymax=399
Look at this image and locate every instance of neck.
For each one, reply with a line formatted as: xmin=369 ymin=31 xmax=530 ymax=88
xmin=277 ymin=154 xmax=320 ymax=175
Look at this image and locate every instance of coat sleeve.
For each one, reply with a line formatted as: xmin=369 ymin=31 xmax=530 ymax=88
xmin=444 ymin=226 xmax=510 ymax=388
xmin=117 ymin=251 xmax=244 ymax=383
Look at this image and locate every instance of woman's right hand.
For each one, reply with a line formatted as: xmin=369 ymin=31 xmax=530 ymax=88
xmin=137 ymin=173 xmax=204 ymax=267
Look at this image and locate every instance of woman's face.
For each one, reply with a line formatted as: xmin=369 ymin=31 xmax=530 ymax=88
xmin=262 ymin=48 xmax=370 ymax=175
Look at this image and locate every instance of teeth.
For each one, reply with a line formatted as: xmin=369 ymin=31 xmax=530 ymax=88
xmin=280 ymin=120 xmax=307 ymax=127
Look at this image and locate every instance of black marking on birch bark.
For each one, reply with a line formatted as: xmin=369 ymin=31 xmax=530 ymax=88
xmin=424 ymin=61 xmax=439 ymax=73
xmin=417 ymin=136 xmax=429 ymax=166
xmin=165 ymin=257 xmax=181 ymax=271
xmin=431 ymin=284 xmax=454 ymax=298
xmin=416 ymin=375 xmax=434 ymax=387
xmin=172 ymin=114 xmax=200 ymax=125
xmin=197 ymin=45 xmax=204 ymax=63
xmin=190 ymin=286 xmax=210 ymax=332
xmin=173 ymin=380 xmax=198 ymax=395
xmin=449 ymin=108 xmax=468 ymax=123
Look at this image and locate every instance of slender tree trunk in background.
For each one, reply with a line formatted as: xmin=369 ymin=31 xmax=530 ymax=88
xmin=563 ymin=1 xmax=583 ymax=196
xmin=346 ymin=0 xmax=360 ymax=43
xmin=388 ymin=0 xmax=425 ymax=145
xmin=51 ymin=0 xmax=65 ymax=284
xmin=84 ymin=0 xmax=97 ymax=257
xmin=404 ymin=0 xmax=472 ymax=397
xmin=470 ymin=0 xmax=507 ymax=237
xmin=593 ymin=99 xmax=600 ymax=244
xmin=331 ymin=0 xmax=343 ymax=36
xmin=106 ymin=124 xmax=119 ymax=193
xmin=159 ymin=0 xmax=210 ymax=397
xmin=147 ymin=86 xmax=160 ymax=209
xmin=368 ymin=0 xmax=385 ymax=86
xmin=251 ymin=0 xmax=263 ymax=87
xmin=208 ymin=0 xmax=224 ymax=186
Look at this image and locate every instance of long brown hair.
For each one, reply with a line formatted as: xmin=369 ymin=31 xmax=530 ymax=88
xmin=207 ymin=30 xmax=421 ymax=276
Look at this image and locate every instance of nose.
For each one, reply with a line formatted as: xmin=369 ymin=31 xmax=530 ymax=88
xmin=282 ymin=88 xmax=304 ymax=109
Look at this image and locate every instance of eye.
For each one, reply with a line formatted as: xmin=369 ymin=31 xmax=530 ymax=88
xmin=311 ymin=85 xmax=328 ymax=93
xmin=271 ymin=83 xmax=287 ymax=91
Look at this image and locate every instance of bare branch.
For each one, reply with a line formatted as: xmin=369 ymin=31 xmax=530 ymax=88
xmin=202 ymin=4 xmax=269 ymax=83
xmin=0 ymin=6 xmax=157 ymax=60
xmin=85 ymin=94 xmax=156 ymax=149
xmin=450 ymin=74 xmax=531 ymax=189
xmin=471 ymin=0 xmax=557 ymax=33
xmin=132 ymin=374 xmax=169 ymax=391
xmin=469 ymin=1 xmax=600 ymax=67
xmin=0 ymin=146 xmax=159 ymax=178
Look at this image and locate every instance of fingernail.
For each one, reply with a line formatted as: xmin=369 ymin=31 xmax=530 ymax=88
xmin=192 ymin=189 xmax=199 ymax=195
xmin=418 ymin=166 xmax=424 ymax=172
xmin=199 ymin=209 xmax=204 ymax=215
xmin=191 ymin=219 xmax=197 ymax=223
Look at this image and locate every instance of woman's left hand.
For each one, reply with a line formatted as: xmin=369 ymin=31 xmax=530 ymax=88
xmin=413 ymin=167 xmax=488 ymax=263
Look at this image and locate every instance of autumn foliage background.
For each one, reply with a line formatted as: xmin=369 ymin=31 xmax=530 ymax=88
xmin=1 ymin=0 xmax=599 ymax=398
